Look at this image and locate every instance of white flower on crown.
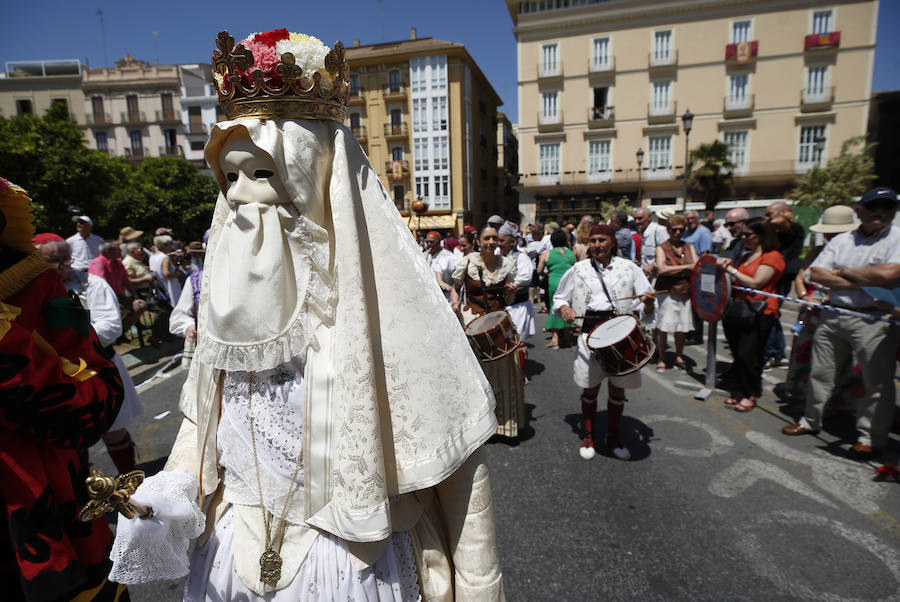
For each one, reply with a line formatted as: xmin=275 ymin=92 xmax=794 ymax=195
xmin=275 ymin=33 xmax=333 ymax=90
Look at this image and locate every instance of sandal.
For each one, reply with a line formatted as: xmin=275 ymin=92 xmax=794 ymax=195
xmin=656 ymin=361 xmax=666 ymax=373
xmin=734 ymin=397 xmax=757 ymax=412
xmin=724 ymin=397 xmax=740 ymax=406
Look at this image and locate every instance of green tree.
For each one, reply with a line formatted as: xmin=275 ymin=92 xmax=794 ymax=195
xmin=688 ymin=140 xmax=735 ymax=212
xmin=792 ymin=136 xmax=876 ymax=209
xmin=0 ymin=101 xmax=113 ymax=232
xmin=599 ymin=196 xmax=633 ymax=221
xmin=103 ymin=157 xmax=218 ymax=240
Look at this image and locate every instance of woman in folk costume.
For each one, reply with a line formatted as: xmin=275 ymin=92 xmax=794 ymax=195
xmin=107 ymin=30 xmax=503 ymax=600
xmin=497 ymin=221 xmax=535 ymax=383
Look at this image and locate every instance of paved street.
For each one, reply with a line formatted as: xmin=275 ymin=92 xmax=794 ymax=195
xmin=92 ymin=311 xmax=900 ymax=601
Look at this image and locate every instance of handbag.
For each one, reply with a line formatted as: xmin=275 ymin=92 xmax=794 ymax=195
xmin=724 ymin=297 xmax=766 ymax=322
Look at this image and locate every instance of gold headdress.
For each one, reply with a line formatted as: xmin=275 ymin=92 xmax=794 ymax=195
xmin=0 ymin=178 xmax=37 ymax=253
xmin=212 ymin=30 xmax=350 ymax=122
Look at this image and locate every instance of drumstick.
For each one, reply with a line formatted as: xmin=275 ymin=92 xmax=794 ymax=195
xmin=613 ymin=290 xmax=668 ymax=302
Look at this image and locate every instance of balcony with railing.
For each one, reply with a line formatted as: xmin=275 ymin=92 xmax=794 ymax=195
xmin=537 ymin=61 xmax=563 ymax=80
xmin=725 ymin=41 xmax=759 ymax=64
xmin=383 ymin=121 xmax=409 ymax=138
xmin=124 ymin=148 xmax=144 ymax=161
xmin=537 ymin=110 xmax=563 ymax=132
xmin=800 ymin=87 xmax=834 ymax=112
xmin=85 ymin=113 xmax=111 ymax=127
xmin=382 ymin=82 xmax=407 ymax=101
xmin=385 ymin=159 xmax=410 ymax=180
xmin=156 ymin=109 xmax=180 ymax=123
xmin=723 ymin=93 xmax=755 ymax=117
xmin=647 ymin=100 xmax=676 ymax=123
xmin=120 ymin=111 xmax=147 ymax=125
xmin=649 ymin=49 xmax=678 ymax=69
xmin=351 ymin=125 xmax=367 ymax=141
xmin=186 ymin=122 xmax=207 ymax=135
xmin=159 ymin=145 xmax=184 ymax=157
xmin=588 ymin=56 xmax=615 ymax=74
xmin=348 ymin=87 xmax=365 ymax=105
xmin=587 ymin=107 xmax=614 ymax=128
xmin=804 ymin=32 xmax=840 ymax=52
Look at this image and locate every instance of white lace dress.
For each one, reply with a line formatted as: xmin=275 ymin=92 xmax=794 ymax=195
xmin=184 ymin=358 xmax=420 ymax=601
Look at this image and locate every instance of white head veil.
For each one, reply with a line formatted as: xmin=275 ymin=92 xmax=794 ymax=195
xmin=180 ymin=118 xmax=497 ymax=542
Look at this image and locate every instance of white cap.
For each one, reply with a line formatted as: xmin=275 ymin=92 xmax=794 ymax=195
xmin=71 ymin=215 xmax=93 ymax=225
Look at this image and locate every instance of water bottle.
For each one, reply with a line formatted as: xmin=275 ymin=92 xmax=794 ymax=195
xmin=791 ymin=319 xmax=805 ymax=334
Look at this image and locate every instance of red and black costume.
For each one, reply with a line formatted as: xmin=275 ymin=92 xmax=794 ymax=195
xmin=0 ymin=253 xmax=126 ymax=601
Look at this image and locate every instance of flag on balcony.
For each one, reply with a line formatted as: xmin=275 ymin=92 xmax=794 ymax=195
xmin=804 ymin=32 xmax=840 ymax=50
xmin=725 ymin=41 xmax=758 ymax=63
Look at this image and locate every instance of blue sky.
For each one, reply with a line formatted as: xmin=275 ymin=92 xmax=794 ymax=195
xmin=2 ymin=0 xmax=899 ymax=123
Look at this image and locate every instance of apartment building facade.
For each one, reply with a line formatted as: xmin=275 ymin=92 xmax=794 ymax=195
xmin=507 ymin=0 xmax=879 ymax=223
xmin=179 ymin=63 xmax=222 ymax=169
xmin=0 ymin=59 xmax=85 ymax=123
xmin=497 ymin=111 xmax=520 ymax=220
xmin=345 ymin=31 xmax=504 ymax=232
xmin=82 ymin=54 xmax=185 ymax=161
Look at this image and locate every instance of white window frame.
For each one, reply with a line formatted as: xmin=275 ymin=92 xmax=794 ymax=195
xmin=591 ymin=36 xmax=611 ymax=70
xmin=730 ymin=19 xmax=753 ymax=43
xmin=798 ymin=124 xmax=827 ymax=168
xmin=804 ymin=64 xmax=830 ymax=103
xmin=726 ymin=73 xmax=750 ymax=109
xmin=647 ymin=135 xmax=671 ymax=178
xmin=542 ymin=91 xmax=559 ymax=122
xmin=651 ymin=29 xmax=674 ymax=65
xmin=538 ymin=142 xmax=561 ymax=183
xmin=587 ymin=139 xmax=612 ymax=182
xmin=723 ymin=130 xmax=749 ymax=174
xmin=650 ymin=80 xmax=672 ymax=115
xmin=540 ymin=42 xmax=560 ymax=77
xmin=810 ymin=8 xmax=835 ymax=35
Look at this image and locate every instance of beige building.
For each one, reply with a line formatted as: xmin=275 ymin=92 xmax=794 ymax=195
xmin=496 ymin=111 xmax=520 ymax=220
xmin=0 ymin=59 xmax=85 ymax=123
xmin=345 ymin=30 xmax=504 ymax=232
xmin=507 ymin=0 xmax=879 ymax=223
xmin=82 ymin=54 xmax=185 ymax=161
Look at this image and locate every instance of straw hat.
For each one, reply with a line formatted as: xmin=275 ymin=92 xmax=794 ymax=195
xmin=655 ymin=208 xmax=675 ymax=221
xmin=809 ymin=205 xmax=856 ymax=233
xmin=118 ymin=226 xmax=144 ymax=242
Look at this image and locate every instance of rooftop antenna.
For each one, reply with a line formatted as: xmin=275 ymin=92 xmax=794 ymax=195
xmin=97 ymin=9 xmax=108 ymax=67
xmin=153 ymin=31 xmax=159 ymax=66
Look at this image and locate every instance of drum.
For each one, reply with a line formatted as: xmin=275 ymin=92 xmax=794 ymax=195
xmin=586 ymin=315 xmax=655 ymax=375
xmin=465 ymin=310 xmax=521 ymax=361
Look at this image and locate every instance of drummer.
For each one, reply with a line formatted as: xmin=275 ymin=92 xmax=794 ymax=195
xmin=553 ymin=224 xmax=656 ymax=460
xmin=498 ymin=220 xmax=536 ymax=383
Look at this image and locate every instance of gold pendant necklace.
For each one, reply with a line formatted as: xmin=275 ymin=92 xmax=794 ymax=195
xmin=247 ymin=373 xmax=304 ymax=586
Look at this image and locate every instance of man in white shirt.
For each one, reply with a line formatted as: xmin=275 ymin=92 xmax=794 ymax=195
xmin=634 ymin=207 xmax=668 ymax=275
xmin=66 ymin=215 xmax=102 ymax=273
xmin=499 ymin=222 xmax=536 ymax=383
xmin=553 ymin=224 xmax=656 ymax=461
xmin=424 ymin=230 xmax=456 ymax=298
xmin=782 ymin=187 xmax=900 ymax=460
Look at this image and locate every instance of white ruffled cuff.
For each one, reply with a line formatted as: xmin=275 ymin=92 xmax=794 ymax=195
xmin=108 ymin=469 xmax=206 ymax=584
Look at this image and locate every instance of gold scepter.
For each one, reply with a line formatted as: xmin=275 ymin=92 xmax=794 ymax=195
xmin=79 ymin=469 xmax=154 ymax=521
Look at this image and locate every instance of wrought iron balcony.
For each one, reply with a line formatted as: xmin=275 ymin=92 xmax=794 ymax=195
xmin=156 ymin=109 xmax=180 ymax=123
xmin=647 ymin=100 xmax=676 ymax=123
xmin=723 ymin=94 xmax=755 ymax=117
xmin=587 ymin=107 xmax=614 ymax=128
xmin=351 ymin=125 xmax=367 ymax=140
xmin=649 ymin=49 xmax=678 ymax=69
xmin=85 ymin=113 xmax=111 ymax=127
xmin=588 ymin=56 xmax=615 ymax=74
xmin=537 ymin=110 xmax=563 ymax=132
xmin=800 ymin=87 xmax=835 ymax=112
xmin=120 ymin=111 xmax=147 ymax=125
xmin=383 ymin=121 xmax=409 ymax=138
xmin=537 ymin=61 xmax=563 ymax=80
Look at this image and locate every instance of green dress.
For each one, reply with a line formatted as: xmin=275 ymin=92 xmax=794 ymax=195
xmin=545 ymin=247 xmax=576 ymax=330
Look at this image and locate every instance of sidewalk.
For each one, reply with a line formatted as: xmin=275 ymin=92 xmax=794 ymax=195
xmin=113 ymin=337 xmax=185 ymax=385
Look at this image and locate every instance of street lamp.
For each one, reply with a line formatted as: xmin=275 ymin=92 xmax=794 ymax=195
xmin=636 ymin=147 xmax=644 ymax=204
xmin=813 ymin=135 xmax=826 ymax=166
xmin=681 ymin=108 xmax=694 ymax=211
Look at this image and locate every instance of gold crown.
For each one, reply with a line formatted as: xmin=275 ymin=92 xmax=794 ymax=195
xmin=212 ymin=30 xmax=350 ymax=122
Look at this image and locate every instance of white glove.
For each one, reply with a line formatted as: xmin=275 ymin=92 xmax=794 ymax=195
xmin=108 ymin=468 xmax=206 ymax=584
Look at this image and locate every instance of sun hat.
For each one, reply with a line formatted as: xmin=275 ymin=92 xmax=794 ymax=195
xmin=809 ymin=205 xmax=857 ymax=233
xmin=655 ymin=208 xmax=675 ymax=221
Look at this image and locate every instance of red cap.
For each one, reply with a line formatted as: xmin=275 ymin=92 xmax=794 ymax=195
xmin=32 ymin=233 xmax=65 ymax=246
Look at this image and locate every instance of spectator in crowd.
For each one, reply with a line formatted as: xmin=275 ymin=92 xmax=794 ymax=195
xmin=122 ymin=241 xmax=154 ymax=296
xmin=719 ymin=207 xmax=750 ymax=262
xmin=580 ymin=214 xmax=594 ymax=225
xmin=499 ymin=221 xmax=536 ymax=381
xmin=629 ymin=218 xmax=642 ymax=261
xmin=610 ymin=209 xmax=633 ymax=260
xmin=538 ymin=230 xmax=576 ymax=348
xmin=683 ymin=210 xmax=712 ymax=254
xmin=711 ymin=219 xmax=733 ymax=254
xmin=763 ymin=201 xmax=805 ymax=367
xmin=782 ymin=187 xmax=900 ymax=460
xmin=148 ymin=234 xmax=182 ymax=343
xmin=635 ymin=207 xmax=669 ymax=277
xmin=424 ymin=230 xmax=457 ymax=298
xmin=781 ymin=205 xmax=862 ymax=406
xmin=573 ymin=220 xmax=592 ymax=262
xmin=487 ymin=214 xmax=505 ymax=230
xmin=455 ymin=231 xmax=475 ymax=260
xmin=170 ymin=243 xmax=206 ymax=367
xmin=718 ymin=218 xmax=785 ymax=412
xmin=565 ymin=221 xmax=577 ymax=247
xmin=443 ymin=236 xmax=458 ymax=255
xmin=701 ymin=210 xmax=716 ymax=231
xmin=38 ymin=237 xmax=143 ymax=473
xmin=654 ymin=214 xmax=698 ymax=371
xmin=66 ymin=214 xmax=102 ymax=277
xmin=89 ymin=240 xmax=147 ymax=336
xmin=117 ymin=226 xmax=143 ymax=245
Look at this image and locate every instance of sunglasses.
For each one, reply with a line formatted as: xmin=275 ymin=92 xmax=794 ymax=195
xmin=725 ymin=221 xmax=741 ymax=227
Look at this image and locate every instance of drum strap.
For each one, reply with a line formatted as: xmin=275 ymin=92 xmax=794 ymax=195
xmin=590 ymin=259 xmax=618 ymax=314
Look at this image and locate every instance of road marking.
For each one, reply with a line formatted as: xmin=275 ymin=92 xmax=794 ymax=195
xmin=746 ymin=431 xmax=887 ymax=516
xmin=736 ymin=510 xmax=900 ymax=600
xmin=709 ymin=459 xmax=837 ymax=509
xmin=639 ymin=414 xmax=734 ymax=457
xmin=135 ymin=364 xmax=185 ymax=394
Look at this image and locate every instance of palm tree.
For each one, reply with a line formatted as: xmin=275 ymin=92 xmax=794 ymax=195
xmin=688 ymin=140 xmax=735 ymax=212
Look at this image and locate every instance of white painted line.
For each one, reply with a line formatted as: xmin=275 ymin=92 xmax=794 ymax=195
xmin=709 ymin=459 xmax=837 ymax=509
xmin=640 ymin=414 xmax=734 ymax=457
xmin=153 ymin=410 xmax=171 ymax=420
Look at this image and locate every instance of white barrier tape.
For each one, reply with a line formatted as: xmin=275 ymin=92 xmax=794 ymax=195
xmin=731 ymin=286 xmax=900 ymax=327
